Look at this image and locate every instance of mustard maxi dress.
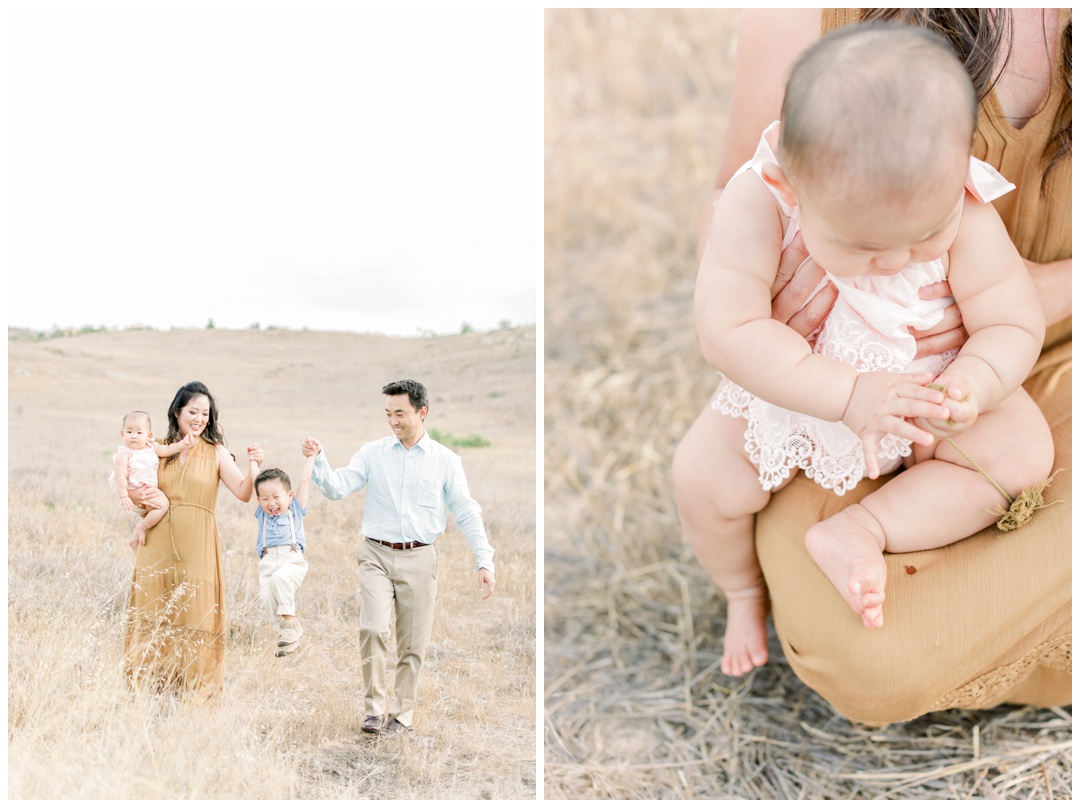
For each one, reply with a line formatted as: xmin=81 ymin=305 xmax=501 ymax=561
xmin=124 ymin=439 xmax=226 ymax=693
xmin=753 ymin=8 xmax=1071 ymax=725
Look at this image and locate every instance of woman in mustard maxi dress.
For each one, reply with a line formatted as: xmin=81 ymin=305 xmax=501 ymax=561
xmin=676 ymin=9 xmax=1070 ymax=723
xmin=123 ymin=381 xmax=261 ymax=694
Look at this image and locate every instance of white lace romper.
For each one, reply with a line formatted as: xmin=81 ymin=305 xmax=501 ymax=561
xmin=713 ymin=122 xmax=1016 ymax=495
xmin=109 ymin=445 xmax=160 ymax=489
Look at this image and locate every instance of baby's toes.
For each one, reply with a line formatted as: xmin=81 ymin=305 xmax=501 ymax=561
xmin=861 ymin=590 xmax=884 ymax=609
xmin=862 ymin=604 xmax=884 ymax=629
xmin=723 ymin=646 xmax=753 ymax=677
xmin=849 ymin=562 xmax=886 ymax=600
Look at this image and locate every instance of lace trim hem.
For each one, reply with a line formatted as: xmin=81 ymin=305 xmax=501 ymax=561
xmin=926 ymin=634 xmax=1072 ymax=713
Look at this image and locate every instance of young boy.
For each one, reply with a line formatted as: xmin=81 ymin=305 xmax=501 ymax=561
xmin=248 ymin=448 xmax=316 ymax=657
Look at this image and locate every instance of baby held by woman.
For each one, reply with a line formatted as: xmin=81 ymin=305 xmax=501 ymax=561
xmin=683 ymin=24 xmax=1052 ymax=675
xmin=110 ymin=410 xmax=196 ymax=550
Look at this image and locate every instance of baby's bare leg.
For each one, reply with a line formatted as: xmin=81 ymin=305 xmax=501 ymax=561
xmin=133 ymin=490 xmax=171 ymax=548
xmin=675 ymin=393 xmax=791 ymax=675
xmin=805 ymin=507 xmax=888 ymax=628
xmin=807 ymin=387 xmax=1053 ymax=627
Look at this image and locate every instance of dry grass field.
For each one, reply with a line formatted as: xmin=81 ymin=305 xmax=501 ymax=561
xmin=543 ymin=8 xmax=1070 ymax=799
xmin=8 ymin=325 xmax=536 ymax=799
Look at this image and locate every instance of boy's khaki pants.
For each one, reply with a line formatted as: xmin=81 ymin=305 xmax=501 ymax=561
xmin=356 ymin=538 xmax=438 ymax=727
xmin=259 ymin=546 xmax=309 ymax=635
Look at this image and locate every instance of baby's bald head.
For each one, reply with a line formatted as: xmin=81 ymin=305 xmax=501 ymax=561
xmin=779 ymin=24 xmax=976 ymax=206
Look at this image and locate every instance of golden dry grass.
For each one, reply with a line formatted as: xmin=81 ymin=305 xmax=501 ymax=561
xmin=543 ymin=8 xmax=1070 ymax=799
xmin=8 ymin=325 xmax=535 ymax=799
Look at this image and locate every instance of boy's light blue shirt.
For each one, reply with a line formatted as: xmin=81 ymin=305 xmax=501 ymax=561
xmin=254 ymin=498 xmax=308 ymax=556
xmin=311 ymin=431 xmax=494 ymax=572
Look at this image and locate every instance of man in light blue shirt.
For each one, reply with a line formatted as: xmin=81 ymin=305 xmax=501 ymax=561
xmin=302 ymin=379 xmax=495 ymax=734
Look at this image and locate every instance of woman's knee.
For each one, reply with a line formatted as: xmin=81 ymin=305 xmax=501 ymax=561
xmin=793 ymin=639 xmax=937 ymax=725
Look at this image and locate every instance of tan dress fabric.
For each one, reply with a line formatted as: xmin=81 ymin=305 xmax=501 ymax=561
xmin=123 ymin=439 xmax=226 ymax=694
xmin=753 ymin=9 xmax=1071 ymax=725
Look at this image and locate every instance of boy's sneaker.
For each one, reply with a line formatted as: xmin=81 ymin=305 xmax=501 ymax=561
xmin=275 ymin=642 xmax=299 ymax=658
xmin=278 ymin=618 xmax=303 ymax=647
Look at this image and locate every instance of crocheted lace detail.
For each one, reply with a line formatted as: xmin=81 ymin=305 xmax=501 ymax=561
xmin=713 ymin=384 xmax=910 ymax=495
xmin=927 ymin=634 xmax=1072 ymax=713
xmin=714 ymin=304 xmax=957 ymax=495
xmin=816 ymin=305 xmax=906 ymax=371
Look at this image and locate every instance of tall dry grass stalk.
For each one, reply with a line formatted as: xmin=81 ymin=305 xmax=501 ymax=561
xmin=9 ymin=326 xmax=536 ymax=799
xmin=543 ymin=8 xmax=1070 ymax=799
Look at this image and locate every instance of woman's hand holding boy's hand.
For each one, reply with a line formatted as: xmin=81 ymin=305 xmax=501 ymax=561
xmin=247 ymin=443 xmax=264 ymax=465
xmin=841 ymin=371 xmax=951 ymax=478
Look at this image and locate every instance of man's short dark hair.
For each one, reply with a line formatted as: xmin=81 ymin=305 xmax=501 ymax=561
xmin=382 ymin=379 xmax=428 ymax=412
xmin=255 ymin=467 xmax=292 ymax=495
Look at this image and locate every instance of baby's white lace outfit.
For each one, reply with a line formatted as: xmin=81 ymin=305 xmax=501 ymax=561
xmin=713 ymin=122 xmax=1016 ymax=495
xmin=109 ymin=445 xmax=160 ymax=490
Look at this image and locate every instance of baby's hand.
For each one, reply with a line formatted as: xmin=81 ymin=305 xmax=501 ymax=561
xmin=913 ymin=377 xmax=979 ymax=440
xmin=119 ymin=495 xmax=134 ymax=512
xmin=301 ymin=437 xmax=321 ymax=457
xmin=247 ymin=443 xmax=264 ymax=464
xmin=182 ymin=433 xmax=199 ymax=447
xmin=842 ymin=371 xmax=952 ymax=478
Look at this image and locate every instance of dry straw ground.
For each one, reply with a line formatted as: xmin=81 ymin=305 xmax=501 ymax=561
xmin=8 ymin=325 xmax=536 ymax=799
xmin=543 ymin=9 xmax=1070 ymax=799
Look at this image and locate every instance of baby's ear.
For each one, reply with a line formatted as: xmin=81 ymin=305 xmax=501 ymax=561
xmin=760 ymin=163 xmax=799 ymax=208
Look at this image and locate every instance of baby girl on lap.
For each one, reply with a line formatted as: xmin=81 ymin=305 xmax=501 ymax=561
xmin=679 ymin=25 xmax=1052 ymax=675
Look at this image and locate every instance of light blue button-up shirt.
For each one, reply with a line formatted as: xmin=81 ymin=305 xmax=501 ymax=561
xmin=254 ymin=499 xmax=307 ymax=557
xmin=311 ymin=431 xmax=494 ymax=573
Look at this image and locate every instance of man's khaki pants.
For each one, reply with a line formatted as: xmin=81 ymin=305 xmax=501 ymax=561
xmin=357 ymin=538 xmax=437 ymax=727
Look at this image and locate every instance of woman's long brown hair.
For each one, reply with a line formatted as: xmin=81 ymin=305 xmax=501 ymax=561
xmin=861 ymin=8 xmax=1071 ymax=193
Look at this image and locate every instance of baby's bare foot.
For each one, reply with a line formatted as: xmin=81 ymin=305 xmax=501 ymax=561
xmin=133 ymin=523 xmax=148 ymax=549
xmin=721 ymin=588 xmax=770 ymax=676
xmin=805 ymin=506 xmax=887 ymax=628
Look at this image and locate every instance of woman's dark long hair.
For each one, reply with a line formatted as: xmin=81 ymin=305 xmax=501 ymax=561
xmin=861 ymin=8 xmax=1071 ymax=192
xmin=162 ymin=381 xmax=226 ymax=465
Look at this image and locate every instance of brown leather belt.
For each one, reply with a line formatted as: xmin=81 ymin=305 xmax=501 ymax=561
xmin=366 ymin=537 xmax=429 ymax=551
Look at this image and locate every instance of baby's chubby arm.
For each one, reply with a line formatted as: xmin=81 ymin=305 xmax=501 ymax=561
xmin=696 ymin=172 xmax=949 ymax=465
xmin=154 ymin=433 xmax=198 ymax=457
xmin=697 ymin=172 xmax=856 ymax=417
xmin=924 ymin=197 xmax=1045 ymax=436
xmin=113 ymin=450 xmax=134 ymax=510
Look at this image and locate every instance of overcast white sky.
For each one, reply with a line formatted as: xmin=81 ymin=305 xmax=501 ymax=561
xmin=7 ymin=6 xmax=539 ymax=336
